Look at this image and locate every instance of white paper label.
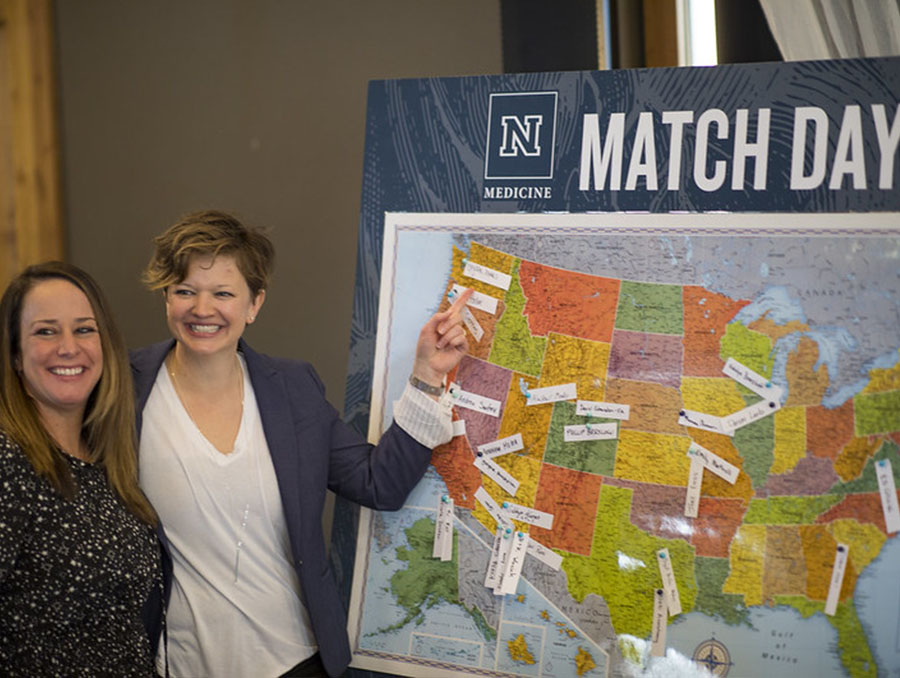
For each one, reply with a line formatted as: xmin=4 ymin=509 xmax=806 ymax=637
xmin=451 ymin=284 xmax=498 ymax=314
xmin=463 ymin=260 xmax=512 ymax=291
xmin=451 ymin=419 xmax=466 ymax=437
xmin=477 ymin=433 xmax=524 ymax=458
xmin=525 ymin=382 xmax=578 ymax=406
xmin=824 ymin=543 xmax=849 ymax=616
xmin=526 ymin=537 xmax=563 ymax=571
xmin=876 ymin=458 xmax=900 ymax=534
xmin=657 ymin=549 xmax=681 ymax=616
xmin=461 ymin=306 xmax=484 ymax=342
xmin=678 ymin=408 xmax=734 ymax=437
xmin=500 ymin=531 xmax=529 ymax=595
xmin=492 ymin=529 xmax=514 ymax=594
xmin=448 ymin=383 xmax=502 ymax=418
xmin=684 ymin=456 xmax=704 ymax=518
xmin=474 ymin=456 xmax=520 ymax=496
xmin=475 ymin=486 xmax=513 ymax=529
xmin=722 ymin=397 xmax=781 ymax=432
xmin=484 ymin=527 xmax=507 ymax=589
xmin=576 ymin=400 xmax=631 ymax=420
xmin=564 ymin=422 xmax=618 ymax=441
xmin=687 ymin=442 xmax=740 ymax=485
xmin=501 ymin=501 xmax=554 ymax=530
xmin=433 ymin=496 xmax=454 ymax=561
xmin=723 ymin=357 xmax=784 ymax=401
xmin=650 ymin=588 xmax=668 ymax=657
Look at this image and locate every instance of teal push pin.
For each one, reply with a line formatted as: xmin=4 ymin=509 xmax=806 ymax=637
xmin=659 ymin=551 xmax=666 ymax=559
xmin=441 ymin=494 xmax=450 ymax=503
xmin=503 ymin=527 xmax=512 ymax=539
xmin=502 ymin=501 xmax=509 ymax=508
xmin=447 ymin=289 xmax=457 ymax=301
xmin=519 ymin=378 xmax=532 ymax=399
xmin=879 ymin=459 xmax=887 ymax=467
xmin=585 ymin=413 xmax=593 ymax=432
xmin=518 ymin=531 xmax=525 ymax=539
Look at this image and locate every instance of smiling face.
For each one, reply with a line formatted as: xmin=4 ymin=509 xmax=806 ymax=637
xmin=19 ymin=279 xmax=103 ymax=421
xmin=165 ymin=253 xmax=265 ymax=360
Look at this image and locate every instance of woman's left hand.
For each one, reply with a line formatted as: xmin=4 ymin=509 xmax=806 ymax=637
xmin=412 ymin=287 xmax=474 ymax=389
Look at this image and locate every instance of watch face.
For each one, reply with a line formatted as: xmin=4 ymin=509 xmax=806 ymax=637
xmin=692 ymin=638 xmax=732 ymax=677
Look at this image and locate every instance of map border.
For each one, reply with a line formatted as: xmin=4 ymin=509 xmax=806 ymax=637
xmin=347 ymin=210 xmax=900 ymax=678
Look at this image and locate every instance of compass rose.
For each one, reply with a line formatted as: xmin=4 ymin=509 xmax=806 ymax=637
xmin=692 ymin=637 xmax=733 ymax=677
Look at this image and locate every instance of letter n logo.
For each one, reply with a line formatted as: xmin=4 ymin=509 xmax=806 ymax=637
xmin=499 ymin=115 xmax=543 ymax=157
xmin=485 ymin=92 xmax=557 ymax=180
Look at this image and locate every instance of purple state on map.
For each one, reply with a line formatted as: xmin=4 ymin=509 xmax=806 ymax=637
xmin=607 ymin=329 xmax=684 ymax=389
xmin=762 ymin=456 xmax=841 ymax=496
xmin=454 ymin=355 xmax=512 ymax=449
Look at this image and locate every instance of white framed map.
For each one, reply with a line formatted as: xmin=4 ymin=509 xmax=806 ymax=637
xmin=347 ymin=212 xmax=900 ymax=678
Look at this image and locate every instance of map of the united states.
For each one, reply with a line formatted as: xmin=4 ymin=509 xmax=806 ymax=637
xmin=418 ymin=241 xmax=900 ymax=677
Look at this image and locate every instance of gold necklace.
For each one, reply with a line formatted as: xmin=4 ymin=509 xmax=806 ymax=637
xmin=168 ymin=353 xmax=245 ymax=424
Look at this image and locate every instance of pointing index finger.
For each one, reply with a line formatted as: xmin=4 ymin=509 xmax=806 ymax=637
xmin=448 ymin=287 xmax=474 ymax=314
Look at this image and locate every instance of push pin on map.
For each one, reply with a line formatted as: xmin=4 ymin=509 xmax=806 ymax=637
xmin=447 ymin=289 xmax=457 ymax=301
xmin=518 ymin=532 xmax=525 ymax=539
xmin=441 ymin=494 xmax=450 ymax=504
xmin=585 ymin=413 xmax=593 ymax=432
xmin=503 ymin=527 xmax=512 ymax=539
xmin=519 ymin=378 xmax=532 ymax=399
xmin=502 ymin=501 xmax=510 ymax=509
xmin=768 ymin=401 xmax=776 ymax=408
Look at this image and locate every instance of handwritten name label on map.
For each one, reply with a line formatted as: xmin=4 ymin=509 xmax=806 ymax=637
xmin=876 ymin=459 xmax=900 ymax=534
xmin=432 ymin=496 xmax=454 ymax=561
xmin=721 ymin=397 xmax=781 ymax=432
xmin=824 ymin=544 xmax=849 ymax=616
xmin=502 ymin=502 xmax=554 ymax=530
xmin=687 ymin=442 xmax=740 ymax=485
xmin=461 ymin=306 xmax=484 ymax=342
xmin=475 ymin=486 xmax=513 ymax=530
xmin=657 ymin=549 xmax=682 ymax=615
xmin=525 ymin=382 xmax=577 ymax=406
xmin=678 ymin=408 xmax=734 ymax=437
xmin=576 ymin=400 xmax=631 ymax=420
xmin=723 ymin=357 xmax=784 ymax=401
xmin=451 ymin=419 xmax=466 ymax=437
xmin=449 ymin=383 xmax=501 ymax=417
xmin=526 ymin=536 xmax=563 ymax=571
xmin=463 ymin=260 xmax=512 ymax=291
xmin=474 ymin=456 xmax=520 ymax=496
xmin=484 ymin=527 xmax=507 ymax=589
xmin=451 ymin=284 xmax=498 ymax=314
xmin=477 ymin=433 xmax=524 ymax=458
xmin=684 ymin=456 xmax=704 ymax=518
xmin=650 ymin=589 xmax=668 ymax=657
xmin=564 ymin=422 xmax=618 ymax=441
xmin=499 ymin=531 xmax=529 ymax=595
xmin=491 ymin=530 xmax=513 ymax=594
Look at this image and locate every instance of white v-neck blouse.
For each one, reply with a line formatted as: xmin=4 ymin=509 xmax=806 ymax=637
xmin=139 ymin=355 xmax=316 ymax=678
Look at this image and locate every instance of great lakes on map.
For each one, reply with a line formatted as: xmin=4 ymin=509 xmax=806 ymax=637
xmin=350 ymin=216 xmax=900 ymax=678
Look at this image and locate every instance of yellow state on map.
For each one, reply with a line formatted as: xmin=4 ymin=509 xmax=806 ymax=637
xmin=452 ymin=242 xmax=517 ymax=297
xmin=772 ymin=406 xmax=806 ymax=474
xmin=498 ymin=370 xmax=555 ymax=462
xmin=860 ymin=348 xmax=900 ymax=394
xmin=723 ymin=524 xmax=765 ymax=606
xmin=613 ymin=430 xmax=692 ymax=485
xmin=539 ymin=332 xmax=610 ymax=401
xmin=681 ymin=376 xmax=747 ymax=416
xmin=827 ymin=518 xmax=887 ymax=572
xmin=784 ymin=336 xmax=830 ymax=407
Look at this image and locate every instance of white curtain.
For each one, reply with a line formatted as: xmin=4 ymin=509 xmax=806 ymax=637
xmin=758 ymin=0 xmax=900 ymax=60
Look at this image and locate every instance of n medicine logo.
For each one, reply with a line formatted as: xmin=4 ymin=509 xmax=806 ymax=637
xmin=483 ymin=91 xmax=557 ymax=199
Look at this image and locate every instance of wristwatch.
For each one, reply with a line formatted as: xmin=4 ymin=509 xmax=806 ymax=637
xmin=409 ymin=374 xmax=444 ymax=396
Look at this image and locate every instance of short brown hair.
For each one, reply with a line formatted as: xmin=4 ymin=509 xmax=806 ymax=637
xmin=142 ymin=209 xmax=274 ymax=297
xmin=0 ymin=261 xmax=156 ymax=524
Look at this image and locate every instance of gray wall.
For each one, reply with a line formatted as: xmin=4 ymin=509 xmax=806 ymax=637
xmin=55 ymin=0 xmax=502 ymax=413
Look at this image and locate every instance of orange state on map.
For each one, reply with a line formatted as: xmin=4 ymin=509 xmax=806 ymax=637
xmin=518 ymin=260 xmax=620 ymax=343
xmin=818 ymin=491 xmax=900 ymax=536
xmin=783 ymin=336 xmax=830 ymax=407
xmin=682 ymin=286 xmax=751 ymax=377
xmin=800 ymin=524 xmax=858 ymax=603
xmin=604 ymin=378 xmax=684 ymax=436
xmin=691 ymin=497 xmax=747 ymax=557
xmin=529 ymin=464 xmax=603 ymax=556
xmin=431 ymin=433 xmax=481 ymax=510
xmin=807 ymin=400 xmax=855 ymax=460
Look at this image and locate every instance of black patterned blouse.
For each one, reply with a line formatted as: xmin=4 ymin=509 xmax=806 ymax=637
xmin=0 ymin=431 xmax=161 ymax=676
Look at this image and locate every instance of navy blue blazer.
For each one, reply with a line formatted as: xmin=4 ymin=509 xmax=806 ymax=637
xmin=132 ymin=339 xmax=432 ymax=677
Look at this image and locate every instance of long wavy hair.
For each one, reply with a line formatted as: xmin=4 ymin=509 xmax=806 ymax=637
xmin=0 ymin=262 xmax=156 ymax=525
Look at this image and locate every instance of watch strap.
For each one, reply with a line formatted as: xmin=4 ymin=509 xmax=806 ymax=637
xmin=409 ymin=374 xmax=444 ymax=397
